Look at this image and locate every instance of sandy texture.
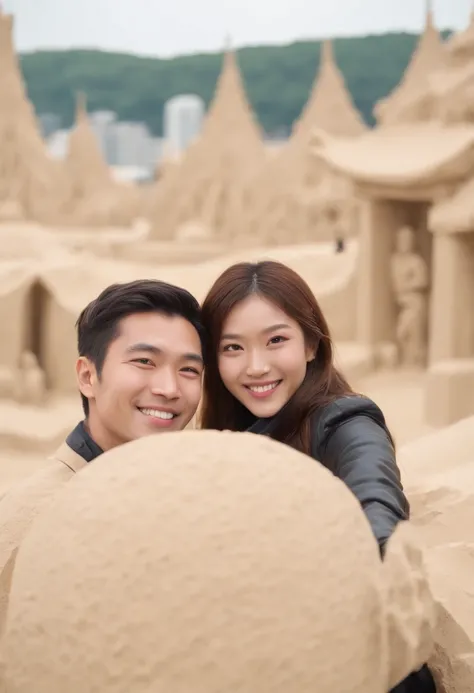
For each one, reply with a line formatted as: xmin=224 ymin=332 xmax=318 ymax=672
xmin=0 ymin=431 xmax=435 ymax=693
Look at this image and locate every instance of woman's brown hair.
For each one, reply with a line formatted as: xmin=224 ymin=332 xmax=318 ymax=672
xmin=200 ymin=260 xmax=354 ymax=454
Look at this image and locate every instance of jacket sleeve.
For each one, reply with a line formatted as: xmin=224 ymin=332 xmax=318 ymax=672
xmin=311 ymin=395 xmax=409 ymax=555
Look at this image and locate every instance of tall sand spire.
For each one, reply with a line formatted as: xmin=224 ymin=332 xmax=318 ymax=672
xmin=292 ymin=39 xmax=367 ymax=140
xmin=374 ymin=2 xmax=445 ymax=126
xmin=0 ymin=9 xmax=71 ymax=223
xmin=244 ymin=39 xmax=366 ymax=246
xmin=149 ymin=44 xmax=265 ymax=242
xmin=64 ymin=92 xmax=140 ymax=227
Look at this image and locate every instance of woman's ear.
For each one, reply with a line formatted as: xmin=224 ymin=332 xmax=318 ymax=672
xmin=305 ymin=342 xmax=316 ymax=363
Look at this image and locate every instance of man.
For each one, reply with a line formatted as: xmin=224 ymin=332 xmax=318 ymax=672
xmin=0 ymin=279 xmax=206 ymax=633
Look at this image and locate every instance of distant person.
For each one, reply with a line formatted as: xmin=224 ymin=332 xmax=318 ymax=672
xmin=335 ymin=236 xmax=345 ymax=253
xmin=0 ymin=279 xmax=205 ymax=634
xmin=199 ymin=260 xmax=435 ymax=693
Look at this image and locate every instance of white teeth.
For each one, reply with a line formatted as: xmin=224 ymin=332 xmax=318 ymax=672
xmin=140 ymin=408 xmax=174 ymax=420
xmin=248 ymin=382 xmax=279 ymax=393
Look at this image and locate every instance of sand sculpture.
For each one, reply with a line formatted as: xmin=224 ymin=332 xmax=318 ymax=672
xmin=374 ymin=1 xmax=445 ymax=126
xmin=148 ymin=42 xmax=266 ymax=243
xmin=0 ymin=9 xmax=71 ymax=224
xmin=12 ymin=351 xmax=46 ymax=407
xmin=312 ymin=4 xmax=474 ymax=427
xmin=63 ymin=92 xmax=141 ymax=227
xmin=0 ymin=431 xmax=437 ymax=692
xmin=246 ymin=40 xmax=366 ymax=246
xmin=397 ymin=421 xmax=474 ymax=692
xmin=390 ymin=225 xmax=429 ymax=367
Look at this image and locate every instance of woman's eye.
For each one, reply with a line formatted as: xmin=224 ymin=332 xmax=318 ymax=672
xmin=268 ymin=336 xmax=287 ymax=345
xmin=223 ymin=344 xmax=241 ymax=352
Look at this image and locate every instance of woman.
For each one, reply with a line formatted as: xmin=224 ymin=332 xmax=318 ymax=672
xmin=200 ymin=260 xmax=435 ymax=693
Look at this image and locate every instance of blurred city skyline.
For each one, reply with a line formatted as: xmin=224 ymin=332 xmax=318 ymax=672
xmin=4 ymin=0 xmax=472 ymax=58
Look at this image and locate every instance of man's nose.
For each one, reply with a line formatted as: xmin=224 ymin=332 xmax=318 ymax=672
xmin=246 ymin=350 xmax=270 ymax=377
xmin=149 ymin=368 xmax=181 ymax=399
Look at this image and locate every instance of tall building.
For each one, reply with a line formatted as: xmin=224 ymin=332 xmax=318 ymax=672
xmin=163 ymin=94 xmax=205 ymax=156
xmin=89 ymin=110 xmax=118 ymax=163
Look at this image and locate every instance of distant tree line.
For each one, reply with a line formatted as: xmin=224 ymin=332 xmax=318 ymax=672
xmin=20 ymin=30 xmax=452 ymax=137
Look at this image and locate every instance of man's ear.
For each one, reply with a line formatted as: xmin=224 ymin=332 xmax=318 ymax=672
xmin=76 ymin=357 xmax=98 ymax=399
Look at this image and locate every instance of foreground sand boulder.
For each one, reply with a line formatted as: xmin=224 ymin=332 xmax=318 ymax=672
xmin=399 ymin=420 xmax=474 ymax=692
xmin=0 ymin=431 xmax=434 ymax=692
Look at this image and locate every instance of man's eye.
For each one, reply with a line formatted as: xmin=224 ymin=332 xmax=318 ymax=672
xmin=133 ymin=358 xmax=153 ymax=366
xmin=182 ymin=367 xmax=201 ymax=375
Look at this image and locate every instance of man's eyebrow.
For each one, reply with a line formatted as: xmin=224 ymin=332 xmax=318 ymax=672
xmin=125 ymin=343 xmax=203 ymax=364
xmin=125 ymin=343 xmax=161 ymax=354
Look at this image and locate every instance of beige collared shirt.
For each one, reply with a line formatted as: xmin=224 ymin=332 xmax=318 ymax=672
xmin=0 ymin=442 xmax=88 ymax=637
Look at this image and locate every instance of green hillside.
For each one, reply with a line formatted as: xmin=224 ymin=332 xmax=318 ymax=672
xmin=20 ymin=30 xmax=452 ymax=137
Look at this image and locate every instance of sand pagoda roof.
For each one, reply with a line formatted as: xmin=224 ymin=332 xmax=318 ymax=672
xmin=429 ymin=176 xmax=474 ymax=233
xmin=315 ymin=123 xmax=474 ymax=191
xmin=149 ymin=44 xmax=265 ymax=241
xmin=292 ymin=40 xmax=367 ymax=141
xmin=374 ymin=1 xmax=445 ymax=126
xmin=63 ymin=92 xmax=140 ymax=227
xmin=0 ymin=9 xmax=70 ymax=223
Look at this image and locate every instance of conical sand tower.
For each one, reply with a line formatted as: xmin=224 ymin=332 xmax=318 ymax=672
xmin=149 ymin=42 xmax=266 ymax=242
xmin=247 ymin=39 xmax=366 ymax=246
xmin=374 ymin=1 xmax=445 ymax=126
xmin=386 ymin=3 xmax=474 ymax=125
xmin=0 ymin=8 xmax=70 ymax=223
xmin=64 ymin=92 xmax=140 ymax=227
xmin=293 ymin=40 xmax=367 ymax=141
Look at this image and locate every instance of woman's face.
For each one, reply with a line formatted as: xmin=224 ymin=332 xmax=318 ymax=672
xmin=218 ymin=294 xmax=314 ymax=419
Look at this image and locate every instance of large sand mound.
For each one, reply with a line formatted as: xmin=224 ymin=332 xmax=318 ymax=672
xmin=0 ymin=431 xmax=434 ymax=693
xmin=399 ymin=418 xmax=474 ymax=692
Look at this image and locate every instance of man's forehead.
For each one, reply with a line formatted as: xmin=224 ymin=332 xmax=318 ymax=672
xmin=115 ymin=313 xmax=202 ymax=355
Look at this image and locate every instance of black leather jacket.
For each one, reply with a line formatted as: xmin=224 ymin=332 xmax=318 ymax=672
xmin=249 ymin=394 xmax=409 ymax=552
xmin=308 ymin=394 xmax=409 ymax=553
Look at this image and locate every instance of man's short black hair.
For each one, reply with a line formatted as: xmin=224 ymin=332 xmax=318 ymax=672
xmin=76 ymin=279 xmax=205 ymax=416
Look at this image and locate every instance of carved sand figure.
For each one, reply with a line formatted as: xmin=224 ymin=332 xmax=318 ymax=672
xmin=0 ymin=431 xmax=437 ymax=693
xmin=13 ymin=350 xmax=46 ymax=406
xmin=390 ymin=226 xmax=429 ymax=367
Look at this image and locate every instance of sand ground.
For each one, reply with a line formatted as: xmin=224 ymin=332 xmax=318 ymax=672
xmin=0 ymin=368 xmax=433 ymax=497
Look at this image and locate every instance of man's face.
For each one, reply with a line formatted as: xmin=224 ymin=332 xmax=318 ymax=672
xmin=77 ymin=312 xmax=203 ymax=450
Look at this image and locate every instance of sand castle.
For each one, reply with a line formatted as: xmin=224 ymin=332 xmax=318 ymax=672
xmin=0 ymin=9 xmax=71 ymax=224
xmin=148 ymin=41 xmax=266 ymax=243
xmin=246 ymin=40 xmax=366 ymax=246
xmin=313 ymin=5 xmax=474 ymax=428
xmin=63 ymin=93 xmax=141 ymax=228
xmin=0 ymin=431 xmax=437 ymax=692
xmin=374 ymin=1 xmax=445 ymax=126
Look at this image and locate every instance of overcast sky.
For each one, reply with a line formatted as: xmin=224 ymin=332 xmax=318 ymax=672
xmin=4 ymin=0 xmax=472 ymax=58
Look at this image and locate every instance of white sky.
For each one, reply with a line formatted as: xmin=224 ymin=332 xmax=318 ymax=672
xmin=4 ymin=0 xmax=472 ymax=57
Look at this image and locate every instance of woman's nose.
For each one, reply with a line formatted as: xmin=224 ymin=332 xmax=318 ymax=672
xmin=246 ymin=351 xmax=270 ymax=377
